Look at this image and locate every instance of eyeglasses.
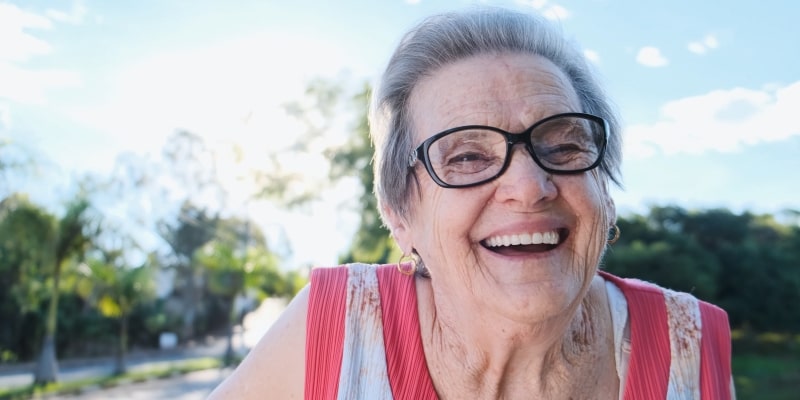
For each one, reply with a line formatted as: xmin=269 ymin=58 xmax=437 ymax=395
xmin=408 ymin=112 xmax=608 ymax=188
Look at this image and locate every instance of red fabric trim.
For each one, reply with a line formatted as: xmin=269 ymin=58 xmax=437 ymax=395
xmin=699 ymin=302 xmax=732 ymax=400
xmin=305 ymin=266 xmax=349 ymax=400
xmin=599 ymin=271 xmax=671 ymax=400
xmin=377 ymin=265 xmax=438 ymax=400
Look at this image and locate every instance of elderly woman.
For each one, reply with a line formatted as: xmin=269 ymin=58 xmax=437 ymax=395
xmin=209 ymin=7 xmax=733 ymax=400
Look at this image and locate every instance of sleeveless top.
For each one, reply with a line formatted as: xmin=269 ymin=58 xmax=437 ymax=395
xmin=305 ymin=263 xmax=732 ymax=399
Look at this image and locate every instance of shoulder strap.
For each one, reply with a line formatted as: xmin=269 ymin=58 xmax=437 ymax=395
xmin=600 ymin=271 xmax=732 ymax=400
xmin=600 ymin=271 xmax=672 ymax=399
xmin=305 ymin=266 xmax=348 ymax=400
xmin=377 ymin=265 xmax=439 ymax=400
xmin=699 ymin=302 xmax=732 ymax=399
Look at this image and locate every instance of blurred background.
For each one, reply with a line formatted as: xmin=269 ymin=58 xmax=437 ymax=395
xmin=1 ymin=0 xmax=798 ymax=398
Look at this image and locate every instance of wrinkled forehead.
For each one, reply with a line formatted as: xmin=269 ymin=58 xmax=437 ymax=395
xmin=407 ymin=52 xmax=580 ymax=144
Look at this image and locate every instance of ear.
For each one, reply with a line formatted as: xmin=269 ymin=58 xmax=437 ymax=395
xmin=606 ymin=196 xmax=617 ymax=227
xmin=382 ymin=204 xmax=413 ymax=254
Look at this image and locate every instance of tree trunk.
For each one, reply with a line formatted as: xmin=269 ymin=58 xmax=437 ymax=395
xmin=181 ymin=265 xmax=197 ymax=341
xmin=223 ymin=297 xmax=236 ymax=366
xmin=33 ymin=334 xmax=59 ymax=385
xmin=34 ymin=262 xmax=62 ymax=384
xmin=113 ymin=316 xmax=128 ymax=375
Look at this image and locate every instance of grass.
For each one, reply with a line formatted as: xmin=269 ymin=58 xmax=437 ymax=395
xmin=1 ymin=344 xmax=797 ymax=399
xmin=733 ymin=353 xmax=800 ymax=400
xmin=0 ymin=357 xmax=223 ymax=400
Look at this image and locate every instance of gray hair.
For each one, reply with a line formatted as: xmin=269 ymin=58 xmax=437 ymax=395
xmin=370 ymin=7 xmax=623 ymax=224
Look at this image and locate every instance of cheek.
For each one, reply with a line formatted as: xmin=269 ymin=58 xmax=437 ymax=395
xmin=567 ymin=173 xmax=609 ymax=220
xmin=411 ymin=184 xmax=487 ymax=253
xmin=565 ymin=175 xmax=611 ymax=261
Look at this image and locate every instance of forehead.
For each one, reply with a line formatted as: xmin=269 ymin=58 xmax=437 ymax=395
xmin=409 ymin=53 xmax=580 ymax=141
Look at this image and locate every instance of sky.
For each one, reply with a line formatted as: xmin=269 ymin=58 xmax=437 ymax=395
xmin=1 ymin=0 xmax=799 ymax=269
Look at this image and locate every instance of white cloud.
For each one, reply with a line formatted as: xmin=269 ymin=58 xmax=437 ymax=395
xmin=542 ymin=5 xmax=570 ymax=20
xmin=0 ymin=63 xmax=81 ymax=105
xmin=688 ymin=34 xmax=719 ymax=55
xmin=636 ymin=46 xmax=668 ymax=67
xmin=0 ymin=2 xmax=82 ymax=104
xmin=515 ymin=0 xmax=570 ymax=20
xmin=65 ymin=32 xmax=353 ymax=164
xmin=687 ymin=42 xmax=705 ymax=54
xmin=584 ymin=49 xmax=600 ymax=64
xmin=516 ymin=0 xmax=549 ymax=9
xmin=405 ymin=0 xmax=422 ymax=4
xmin=0 ymin=3 xmax=53 ymax=63
xmin=46 ymin=0 xmax=88 ymax=25
xmin=0 ymin=103 xmax=9 ymax=130
xmin=624 ymin=81 xmax=800 ymax=158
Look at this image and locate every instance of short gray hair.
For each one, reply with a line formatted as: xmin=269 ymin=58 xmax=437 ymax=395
xmin=370 ymin=7 xmax=623 ymax=223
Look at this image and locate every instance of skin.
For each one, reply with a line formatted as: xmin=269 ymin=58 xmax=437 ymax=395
xmin=208 ymin=52 xmax=619 ymax=399
xmin=387 ymin=53 xmax=619 ymax=399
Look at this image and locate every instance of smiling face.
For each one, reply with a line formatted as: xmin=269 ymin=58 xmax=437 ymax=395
xmin=389 ymin=53 xmax=616 ymax=322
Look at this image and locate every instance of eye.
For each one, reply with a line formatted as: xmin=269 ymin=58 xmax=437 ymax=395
xmin=538 ymin=144 xmax=590 ymax=165
xmin=446 ymin=151 xmax=494 ymax=165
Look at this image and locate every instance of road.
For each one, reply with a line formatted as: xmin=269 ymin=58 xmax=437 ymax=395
xmin=46 ymin=368 xmax=235 ymax=400
xmin=0 ymin=297 xmax=287 ymax=398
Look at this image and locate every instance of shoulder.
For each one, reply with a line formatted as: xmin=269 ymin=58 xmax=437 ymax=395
xmin=207 ymin=285 xmax=310 ymax=400
xmin=600 ymin=271 xmax=728 ymax=320
xmin=599 ymin=272 xmax=733 ymax=397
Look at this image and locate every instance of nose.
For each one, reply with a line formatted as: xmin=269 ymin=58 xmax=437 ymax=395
xmin=493 ymin=145 xmax=557 ymax=206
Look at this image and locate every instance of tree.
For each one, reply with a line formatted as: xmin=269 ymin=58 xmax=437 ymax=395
xmin=0 ymin=194 xmax=56 ymax=361
xmin=605 ymin=205 xmax=800 ymax=333
xmin=324 ymin=83 xmax=400 ymax=264
xmin=197 ymin=241 xmax=278 ymax=364
xmin=256 ymin=78 xmax=400 ymax=264
xmin=34 ymin=197 xmax=95 ymax=384
xmin=157 ymin=201 xmax=219 ymax=341
xmin=76 ymin=248 xmax=156 ymax=375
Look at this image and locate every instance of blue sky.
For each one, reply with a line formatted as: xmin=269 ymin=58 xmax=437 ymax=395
xmin=2 ymin=0 xmax=798 ymax=268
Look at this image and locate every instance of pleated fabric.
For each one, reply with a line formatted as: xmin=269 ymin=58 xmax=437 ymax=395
xmin=377 ymin=265 xmax=438 ymax=399
xmin=600 ymin=271 xmax=732 ymax=400
xmin=305 ymin=264 xmax=436 ymax=399
xmin=306 ymin=265 xmax=732 ymax=400
xmin=305 ymin=265 xmax=348 ymax=399
xmin=699 ymin=302 xmax=732 ymax=399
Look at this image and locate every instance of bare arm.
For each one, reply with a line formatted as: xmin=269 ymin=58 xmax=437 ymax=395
xmin=207 ymin=285 xmax=309 ymax=399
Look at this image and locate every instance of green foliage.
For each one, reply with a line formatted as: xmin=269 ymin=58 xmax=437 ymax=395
xmin=76 ymin=258 xmax=157 ymax=320
xmin=157 ymin=201 xmax=220 ymax=340
xmin=158 ymin=201 xmax=220 ymax=264
xmin=324 ymin=83 xmax=400 ymax=265
xmin=0 ymin=195 xmax=56 ymax=311
xmin=605 ymin=206 xmax=800 ymax=332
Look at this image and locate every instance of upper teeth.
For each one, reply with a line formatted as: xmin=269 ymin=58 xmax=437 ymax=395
xmin=485 ymin=231 xmax=559 ymax=247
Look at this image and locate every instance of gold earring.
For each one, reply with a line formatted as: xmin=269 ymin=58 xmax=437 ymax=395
xmin=397 ymin=253 xmax=417 ymax=276
xmin=608 ymin=224 xmax=621 ymax=245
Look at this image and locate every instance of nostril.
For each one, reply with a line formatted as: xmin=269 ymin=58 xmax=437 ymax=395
xmin=493 ymin=151 xmax=558 ymax=205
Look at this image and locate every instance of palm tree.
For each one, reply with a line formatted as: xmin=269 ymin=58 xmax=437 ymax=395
xmin=34 ymin=198 xmax=94 ymax=384
xmin=76 ymin=251 xmax=156 ymax=375
xmin=196 ymin=237 xmax=278 ymax=365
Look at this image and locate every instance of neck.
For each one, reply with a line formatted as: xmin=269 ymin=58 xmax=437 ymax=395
xmin=417 ymin=275 xmax=617 ymax=399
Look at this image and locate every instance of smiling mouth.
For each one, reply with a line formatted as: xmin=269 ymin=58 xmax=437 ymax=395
xmin=481 ymin=229 xmax=568 ymax=255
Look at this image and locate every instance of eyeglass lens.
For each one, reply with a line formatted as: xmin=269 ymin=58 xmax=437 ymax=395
xmin=426 ymin=115 xmax=604 ymax=186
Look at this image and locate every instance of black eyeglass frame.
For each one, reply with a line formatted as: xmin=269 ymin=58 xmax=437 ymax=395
xmin=408 ymin=112 xmax=609 ymax=189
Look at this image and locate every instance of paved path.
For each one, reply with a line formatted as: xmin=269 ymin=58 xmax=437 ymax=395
xmin=45 ymin=368 xmax=235 ymax=400
xmin=0 ymin=298 xmax=287 ymax=398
